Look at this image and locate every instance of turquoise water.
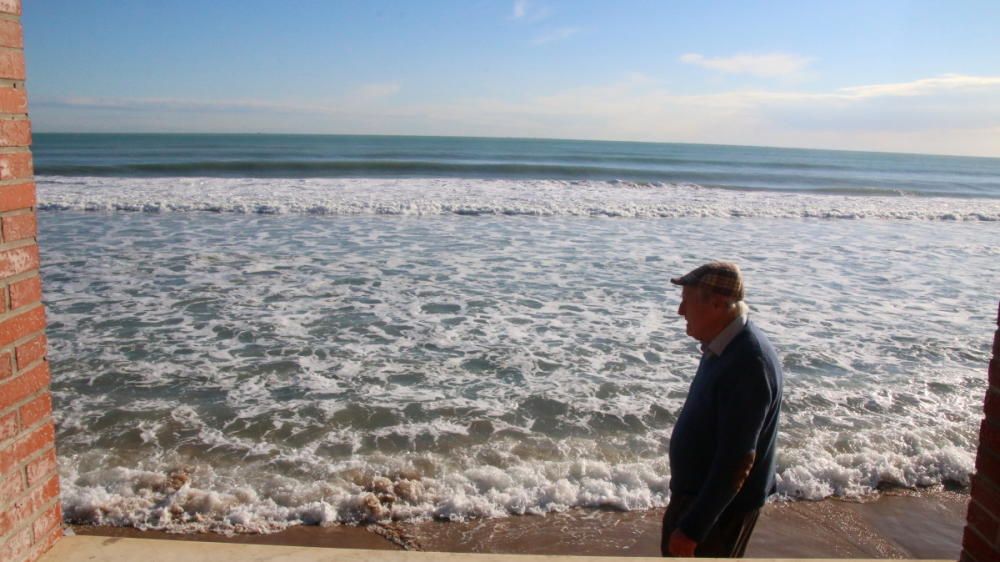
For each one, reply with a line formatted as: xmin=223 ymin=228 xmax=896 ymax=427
xmin=33 ymin=133 xmax=1000 ymax=198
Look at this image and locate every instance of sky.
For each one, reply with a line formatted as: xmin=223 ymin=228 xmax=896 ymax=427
xmin=21 ymin=0 xmax=1000 ymax=157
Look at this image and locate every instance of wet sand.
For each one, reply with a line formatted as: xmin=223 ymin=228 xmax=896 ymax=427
xmin=72 ymin=489 xmax=968 ymax=559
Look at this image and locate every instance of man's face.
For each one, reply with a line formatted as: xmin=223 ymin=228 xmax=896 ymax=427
xmin=677 ymin=285 xmax=720 ymax=343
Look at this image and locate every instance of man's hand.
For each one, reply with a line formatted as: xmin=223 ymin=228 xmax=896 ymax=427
xmin=668 ymin=528 xmax=698 ymax=557
xmin=733 ymin=451 xmax=756 ymax=492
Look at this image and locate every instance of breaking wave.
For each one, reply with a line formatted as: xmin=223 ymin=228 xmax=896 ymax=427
xmin=36 ymin=176 xmax=1000 ymax=221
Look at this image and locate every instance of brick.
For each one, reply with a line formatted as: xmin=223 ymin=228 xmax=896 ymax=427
xmin=39 ymin=471 xmax=58 ymax=501
xmin=979 ymin=419 xmax=1000 ymax=454
xmin=26 ymin=524 xmax=61 ymax=562
xmin=0 ymin=470 xmax=24 ymax=507
xmin=967 ymin=499 xmax=999 ymax=547
xmin=0 ymin=49 xmax=25 ymax=81
xmin=0 ymin=305 xmax=45 ymax=351
xmin=0 ymin=1 xmax=21 ymax=17
xmin=8 ymin=275 xmax=40 ymax=310
xmin=0 ymin=85 xmax=26 ymax=114
xmin=0 ymin=409 xmax=15 ymax=441
xmin=0 ymin=244 xmax=37 ymax=278
xmin=0 ymin=506 xmax=12 ymax=538
xmin=0 ymin=20 xmax=22 ymax=50
xmin=2 ymin=213 xmax=35 ymax=242
xmin=0 ymin=473 xmax=54 ymax=539
xmin=972 ymin=474 xmax=1000 ymax=519
xmin=0 ymin=350 xmax=10 ymax=379
xmin=963 ymin=525 xmax=1000 ymax=562
xmin=14 ymin=334 xmax=44 ymax=369
xmin=0 ymin=526 xmax=31 ymax=562
xmin=15 ymin=423 xmax=55 ymax=465
xmin=0 ymin=478 xmax=60 ymax=561
xmin=18 ymin=393 xmax=49 ymax=431
xmin=0 ymin=362 xmax=49 ymax=421
xmin=0 ymin=286 xmax=6 ymax=314
xmin=31 ymin=502 xmax=60 ymax=541
xmin=0 ymin=180 xmax=36 ymax=211
xmin=988 ymin=388 xmax=1000 ymax=423
xmin=0 ymin=156 xmax=32 ymax=182
xmin=0 ymin=420 xmax=53 ymax=475
xmin=0 ymin=118 xmax=29 ymax=146
xmin=24 ymin=447 xmax=54 ymax=486
xmin=976 ymin=448 xmax=1000 ymax=486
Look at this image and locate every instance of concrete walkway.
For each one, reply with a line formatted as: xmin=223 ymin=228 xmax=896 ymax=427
xmin=39 ymin=535 xmax=951 ymax=562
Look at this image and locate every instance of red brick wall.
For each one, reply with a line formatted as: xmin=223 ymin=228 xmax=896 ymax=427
xmin=963 ymin=301 xmax=1000 ymax=562
xmin=0 ymin=2 xmax=61 ymax=561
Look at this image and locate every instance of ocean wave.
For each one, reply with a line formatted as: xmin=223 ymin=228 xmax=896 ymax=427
xmin=34 ymin=154 xmax=874 ymax=177
xmin=43 ymin=190 xmax=991 ymax=534
xmin=39 ymin=159 xmax=650 ymax=179
xmin=58 ymin=443 xmax=971 ymax=534
xmin=36 ymin=176 xmax=1000 ymax=221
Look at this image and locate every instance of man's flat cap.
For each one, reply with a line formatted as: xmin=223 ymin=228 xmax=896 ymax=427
xmin=670 ymin=261 xmax=744 ymax=300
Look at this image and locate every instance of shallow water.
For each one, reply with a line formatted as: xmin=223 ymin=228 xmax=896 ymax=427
xmin=41 ymin=199 xmax=997 ymax=532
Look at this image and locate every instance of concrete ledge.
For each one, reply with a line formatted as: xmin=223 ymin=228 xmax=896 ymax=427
xmin=38 ymin=535 xmax=952 ymax=562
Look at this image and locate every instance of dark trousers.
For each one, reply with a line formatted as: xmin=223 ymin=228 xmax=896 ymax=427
xmin=660 ymin=494 xmax=760 ymax=558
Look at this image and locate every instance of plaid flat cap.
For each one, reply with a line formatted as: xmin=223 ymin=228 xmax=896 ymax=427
xmin=670 ymin=261 xmax=744 ymax=300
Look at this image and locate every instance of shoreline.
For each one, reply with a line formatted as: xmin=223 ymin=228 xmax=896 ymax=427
xmin=72 ymin=488 xmax=968 ymax=559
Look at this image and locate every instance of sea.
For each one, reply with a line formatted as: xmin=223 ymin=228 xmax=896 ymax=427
xmin=33 ymin=133 xmax=1000 ymax=533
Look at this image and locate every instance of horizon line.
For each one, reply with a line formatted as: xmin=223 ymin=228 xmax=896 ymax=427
xmin=29 ymin=131 xmax=1000 ymax=162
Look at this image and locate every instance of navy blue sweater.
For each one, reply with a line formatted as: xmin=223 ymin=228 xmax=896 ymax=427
xmin=668 ymin=320 xmax=783 ymax=542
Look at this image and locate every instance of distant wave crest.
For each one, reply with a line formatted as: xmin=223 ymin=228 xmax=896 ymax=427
xmin=37 ymin=176 xmax=1000 ymax=221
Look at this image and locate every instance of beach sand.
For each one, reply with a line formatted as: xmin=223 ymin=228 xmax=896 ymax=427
xmin=72 ymin=489 xmax=968 ymax=559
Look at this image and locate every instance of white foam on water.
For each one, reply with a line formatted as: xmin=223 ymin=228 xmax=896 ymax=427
xmin=59 ymin=448 xmax=673 ymax=532
xmin=777 ymin=440 xmax=973 ymax=499
xmin=41 ymin=202 xmax=997 ymax=533
xmin=36 ymin=176 xmax=1000 ymax=221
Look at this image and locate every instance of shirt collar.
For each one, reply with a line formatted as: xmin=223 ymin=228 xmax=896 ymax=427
xmin=703 ymin=314 xmax=748 ymax=357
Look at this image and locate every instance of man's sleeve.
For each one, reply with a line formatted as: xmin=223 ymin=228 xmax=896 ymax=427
xmin=676 ymin=357 xmax=772 ymax=542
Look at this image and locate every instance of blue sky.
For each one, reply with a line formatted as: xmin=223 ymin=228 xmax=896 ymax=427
xmin=21 ymin=0 xmax=1000 ymax=156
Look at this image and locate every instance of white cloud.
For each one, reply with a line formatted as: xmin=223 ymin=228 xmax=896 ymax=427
xmin=38 ymin=96 xmax=291 ymax=113
xmin=353 ymin=82 xmax=400 ymax=100
xmin=680 ymin=52 xmax=813 ymax=78
xmin=32 ymin=74 xmax=1000 ymax=157
xmin=415 ymin=73 xmax=1000 ymax=155
xmin=531 ymin=27 xmax=581 ymax=45
xmin=511 ymin=0 xmax=550 ymax=22
xmin=512 ymin=0 xmax=528 ymax=19
xmin=838 ymin=74 xmax=1000 ymax=98
xmin=37 ymin=83 xmax=402 ymax=115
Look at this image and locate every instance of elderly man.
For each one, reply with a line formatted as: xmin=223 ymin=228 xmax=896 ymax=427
xmin=661 ymin=262 xmax=783 ymax=558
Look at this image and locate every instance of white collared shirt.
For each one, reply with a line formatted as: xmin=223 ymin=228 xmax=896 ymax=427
xmin=703 ymin=314 xmax=748 ymax=357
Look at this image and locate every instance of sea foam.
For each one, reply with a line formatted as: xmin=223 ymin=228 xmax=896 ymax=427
xmin=36 ymin=176 xmax=1000 ymax=221
xmin=42 ymin=195 xmax=994 ymax=533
